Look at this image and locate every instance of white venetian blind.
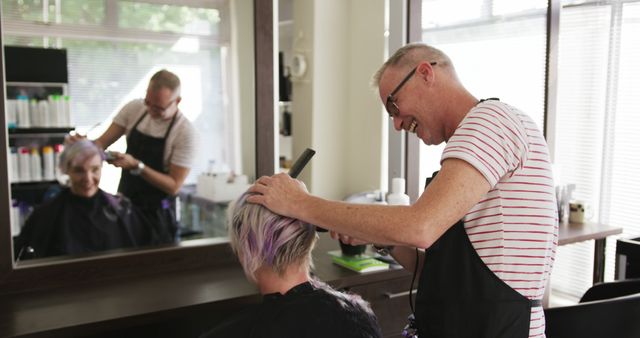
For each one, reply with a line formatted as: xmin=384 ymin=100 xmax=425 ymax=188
xmin=552 ymin=0 xmax=640 ymax=301
xmin=419 ymin=0 xmax=547 ymax=193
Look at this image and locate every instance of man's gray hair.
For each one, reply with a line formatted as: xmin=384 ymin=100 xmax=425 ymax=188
xmin=149 ymin=69 xmax=181 ymax=97
xmin=372 ymin=43 xmax=453 ymax=87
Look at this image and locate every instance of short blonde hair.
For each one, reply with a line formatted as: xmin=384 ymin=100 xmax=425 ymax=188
xmin=58 ymin=140 xmax=104 ymax=175
xmin=228 ymin=192 xmax=318 ymax=281
xmin=149 ymin=69 xmax=181 ymax=97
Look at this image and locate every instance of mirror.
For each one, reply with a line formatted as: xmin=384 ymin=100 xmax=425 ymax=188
xmin=1 ymin=0 xmax=258 ymax=264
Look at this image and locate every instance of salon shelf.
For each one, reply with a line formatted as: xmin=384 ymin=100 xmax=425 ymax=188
xmin=8 ymin=127 xmax=74 ymax=136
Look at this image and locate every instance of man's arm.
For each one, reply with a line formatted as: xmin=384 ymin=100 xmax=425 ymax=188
xmin=111 ymin=153 xmax=189 ymax=196
xmin=139 ymin=163 xmax=190 ymax=196
xmin=248 ymin=158 xmax=491 ymax=249
xmin=94 ymin=123 xmax=126 ymax=150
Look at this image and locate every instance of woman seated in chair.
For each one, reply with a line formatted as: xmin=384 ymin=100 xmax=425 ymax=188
xmin=201 ymin=192 xmax=382 ymax=338
xmin=14 ymin=140 xmax=158 ymax=260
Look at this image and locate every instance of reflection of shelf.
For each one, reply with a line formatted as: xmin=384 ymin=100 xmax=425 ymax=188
xmin=9 ymin=127 xmax=74 ymax=137
xmin=11 ymin=181 xmax=61 ymax=206
xmin=11 ymin=180 xmax=59 ymax=191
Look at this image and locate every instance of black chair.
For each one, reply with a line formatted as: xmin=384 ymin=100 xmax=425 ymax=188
xmin=545 ymin=279 xmax=640 ymax=338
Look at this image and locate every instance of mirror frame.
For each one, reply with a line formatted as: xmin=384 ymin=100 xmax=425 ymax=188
xmin=0 ymin=0 xmax=275 ymax=294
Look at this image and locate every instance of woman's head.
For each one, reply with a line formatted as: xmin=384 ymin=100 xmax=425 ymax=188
xmin=59 ymin=140 xmax=104 ymax=198
xmin=228 ymin=192 xmax=317 ymax=282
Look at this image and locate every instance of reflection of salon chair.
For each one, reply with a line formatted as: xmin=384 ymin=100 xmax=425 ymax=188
xmin=544 ymin=278 xmax=640 ymax=338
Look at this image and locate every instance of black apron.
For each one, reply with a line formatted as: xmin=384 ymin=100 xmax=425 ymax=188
xmin=414 ymin=172 xmax=539 ymax=338
xmin=118 ymin=111 xmax=178 ymax=243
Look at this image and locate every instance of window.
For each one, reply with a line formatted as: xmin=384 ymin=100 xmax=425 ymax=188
xmin=551 ymin=0 xmax=640 ymax=301
xmin=419 ymin=0 xmax=548 ymax=193
xmin=2 ymin=0 xmax=234 ymax=190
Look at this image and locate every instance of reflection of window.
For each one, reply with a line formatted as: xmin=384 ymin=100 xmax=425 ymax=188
xmin=419 ymin=0 xmax=547 ymax=194
xmin=2 ymin=0 xmax=233 ymax=188
xmin=551 ymin=0 xmax=640 ymax=301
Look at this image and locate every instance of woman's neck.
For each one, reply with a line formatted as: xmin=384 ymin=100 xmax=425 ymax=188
xmin=255 ymin=265 xmax=310 ymax=295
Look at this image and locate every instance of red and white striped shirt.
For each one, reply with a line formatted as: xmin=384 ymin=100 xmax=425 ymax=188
xmin=441 ymin=100 xmax=558 ymax=338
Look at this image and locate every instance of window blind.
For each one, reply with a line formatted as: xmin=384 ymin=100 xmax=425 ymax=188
xmin=419 ymin=0 xmax=547 ymax=193
xmin=552 ymin=0 xmax=640 ymax=301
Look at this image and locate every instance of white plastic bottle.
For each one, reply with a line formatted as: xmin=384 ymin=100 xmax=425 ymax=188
xmin=9 ymin=147 xmax=19 ymax=183
xmin=17 ymin=95 xmax=30 ymax=128
xmin=18 ymin=147 xmax=31 ymax=182
xmin=38 ymin=100 xmax=50 ymax=127
xmin=42 ymin=145 xmax=55 ymax=180
xmin=29 ymin=99 xmax=39 ymax=127
xmin=30 ymin=147 xmax=42 ymax=182
xmin=63 ymin=95 xmax=71 ymax=126
xmin=387 ymin=177 xmax=410 ymax=206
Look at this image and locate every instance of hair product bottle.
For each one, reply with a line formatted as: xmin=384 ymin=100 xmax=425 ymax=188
xmin=387 ymin=177 xmax=410 ymax=206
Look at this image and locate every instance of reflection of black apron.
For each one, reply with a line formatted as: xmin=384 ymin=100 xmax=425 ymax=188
xmin=414 ymin=172 xmax=538 ymax=338
xmin=118 ymin=111 xmax=178 ymax=243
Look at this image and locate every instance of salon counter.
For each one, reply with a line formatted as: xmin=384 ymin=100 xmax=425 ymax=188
xmin=0 ymin=234 xmax=412 ymax=338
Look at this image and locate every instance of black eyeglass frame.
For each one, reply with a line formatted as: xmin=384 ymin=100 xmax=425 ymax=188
xmin=144 ymin=97 xmax=178 ymax=113
xmin=385 ymin=61 xmax=437 ymax=118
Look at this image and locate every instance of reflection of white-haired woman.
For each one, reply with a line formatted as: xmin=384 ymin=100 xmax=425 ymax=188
xmin=14 ymin=140 xmax=158 ymax=260
xmin=200 ymin=192 xmax=382 ymax=338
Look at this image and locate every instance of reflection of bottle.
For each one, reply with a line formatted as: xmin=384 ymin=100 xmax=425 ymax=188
xmin=30 ymin=147 xmax=42 ymax=182
xmin=282 ymin=106 xmax=292 ymax=136
xmin=180 ymin=195 xmax=192 ymax=229
xmin=17 ymin=95 xmax=30 ymax=128
xmin=18 ymin=147 xmax=31 ymax=182
xmin=42 ymin=146 xmax=55 ymax=180
xmin=9 ymin=147 xmax=19 ymax=183
xmin=190 ymin=202 xmax=201 ymax=231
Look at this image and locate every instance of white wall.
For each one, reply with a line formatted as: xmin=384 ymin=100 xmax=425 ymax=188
xmin=290 ymin=0 xmax=386 ymax=200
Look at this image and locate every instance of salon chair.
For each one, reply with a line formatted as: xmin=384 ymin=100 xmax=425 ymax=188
xmin=545 ymin=278 xmax=640 ymax=338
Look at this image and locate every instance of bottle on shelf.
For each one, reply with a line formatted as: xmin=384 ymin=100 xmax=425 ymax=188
xmin=30 ymin=147 xmax=43 ymax=182
xmin=42 ymin=145 xmax=56 ymax=181
xmin=9 ymin=147 xmax=19 ymax=183
xmin=16 ymin=95 xmax=30 ymax=128
xmin=387 ymin=177 xmax=410 ymax=206
xmin=6 ymin=99 xmax=17 ymax=128
xmin=18 ymin=147 xmax=31 ymax=182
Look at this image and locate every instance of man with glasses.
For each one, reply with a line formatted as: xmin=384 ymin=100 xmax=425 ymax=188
xmin=248 ymin=43 xmax=556 ymax=338
xmin=67 ymin=69 xmax=196 ymax=243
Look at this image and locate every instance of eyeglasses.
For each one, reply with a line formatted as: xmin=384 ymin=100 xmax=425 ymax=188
xmin=144 ymin=98 xmax=177 ymax=114
xmin=385 ymin=62 xmax=437 ymax=118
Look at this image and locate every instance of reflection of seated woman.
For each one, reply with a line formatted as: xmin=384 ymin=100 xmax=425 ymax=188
xmin=14 ymin=140 xmax=158 ymax=260
xmin=201 ymin=193 xmax=382 ymax=338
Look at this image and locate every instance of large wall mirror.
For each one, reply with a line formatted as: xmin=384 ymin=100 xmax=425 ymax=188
xmin=0 ymin=0 xmax=274 ymax=292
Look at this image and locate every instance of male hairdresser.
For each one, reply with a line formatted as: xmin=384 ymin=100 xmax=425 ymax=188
xmin=248 ymin=43 xmax=557 ymax=338
xmin=67 ymin=69 xmax=196 ymax=242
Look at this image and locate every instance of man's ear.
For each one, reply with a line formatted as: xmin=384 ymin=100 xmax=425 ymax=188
xmin=176 ymin=96 xmax=182 ymax=105
xmin=416 ymin=62 xmax=435 ymax=82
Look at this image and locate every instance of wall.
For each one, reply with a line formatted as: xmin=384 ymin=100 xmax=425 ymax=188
xmin=231 ymin=0 xmax=256 ymax=178
xmin=291 ymin=0 xmax=386 ymax=200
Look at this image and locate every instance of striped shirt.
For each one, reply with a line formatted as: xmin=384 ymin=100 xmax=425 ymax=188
xmin=441 ymin=100 xmax=558 ymax=338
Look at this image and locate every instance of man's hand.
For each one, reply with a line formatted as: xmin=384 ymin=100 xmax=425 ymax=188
xmin=246 ymin=173 xmax=309 ymax=219
xmin=106 ymin=151 xmax=138 ymax=170
xmin=64 ymin=132 xmax=87 ymax=145
xmin=330 ymin=231 xmax=369 ymax=246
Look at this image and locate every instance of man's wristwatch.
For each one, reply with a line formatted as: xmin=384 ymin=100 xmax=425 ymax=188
xmin=373 ymin=244 xmax=395 ymax=256
xmin=131 ymin=161 xmax=145 ymax=176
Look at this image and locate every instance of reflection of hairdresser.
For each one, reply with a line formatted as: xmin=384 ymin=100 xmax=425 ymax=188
xmin=200 ymin=192 xmax=382 ymax=338
xmin=67 ymin=70 xmax=196 ymax=242
xmin=13 ymin=140 xmax=157 ymax=260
